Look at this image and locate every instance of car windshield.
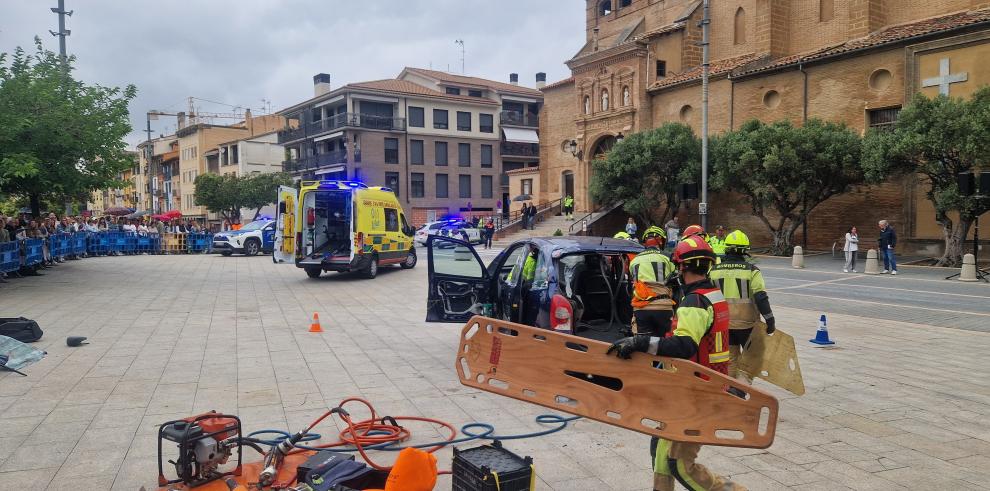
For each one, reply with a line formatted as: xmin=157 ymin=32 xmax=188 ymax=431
xmin=239 ymin=221 xmax=269 ymax=231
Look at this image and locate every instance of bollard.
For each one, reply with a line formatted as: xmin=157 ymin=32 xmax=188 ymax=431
xmin=959 ymin=253 xmax=978 ymax=282
xmin=791 ymin=246 xmax=805 ymax=269
xmin=864 ymin=249 xmax=880 ymax=274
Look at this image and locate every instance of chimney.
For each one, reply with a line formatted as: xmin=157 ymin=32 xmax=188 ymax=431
xmin=177 ymin=111 xmax=186 ymax=129
xmin=313 ymin=73 xmax=332 ymax=97
xmin=245 ymin=108 xmax=253 ymax=135
xmin=593 ymin=27 xmax=600 ymax=52
xmin=509 ymin=73 xmax=519 ymax=85
xmin=535 ymin=72 xmax=546 ymax=89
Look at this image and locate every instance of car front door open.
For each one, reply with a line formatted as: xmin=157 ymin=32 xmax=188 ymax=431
xmin=426 ymin=235 xmax=491 ymax=322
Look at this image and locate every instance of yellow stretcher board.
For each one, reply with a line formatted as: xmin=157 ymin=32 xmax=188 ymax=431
xmin=456 ymin=316 xmax=779 ymax=449
xmin=737 ymin=322 xmax=806 ymax=396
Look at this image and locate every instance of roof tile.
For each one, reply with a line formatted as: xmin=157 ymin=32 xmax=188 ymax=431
xmin=541 ymin=77 xmax=575 ymax=91
xmin=345 ymin=79 xmax=498 ymax=104
xmin=648 ymin=53 xmax=761 ymax=91
xmin=404 ymin=67 xmax=543 ymax=97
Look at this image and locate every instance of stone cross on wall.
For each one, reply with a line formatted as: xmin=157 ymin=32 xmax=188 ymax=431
xmin=922 ymin=58 xmax=968 ymax=96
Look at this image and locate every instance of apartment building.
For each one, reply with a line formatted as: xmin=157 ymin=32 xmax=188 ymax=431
xmin=204 ymin=132 xmax=284 ymax=178
xmin=278 ymin=69 xmax=544 ymax=224
xmin=135 ymin=136 xmax=180 ymax=213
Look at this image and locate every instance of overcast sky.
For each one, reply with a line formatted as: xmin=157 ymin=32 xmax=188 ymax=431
xmin=1 ymin=0 xmax=584 ymax=147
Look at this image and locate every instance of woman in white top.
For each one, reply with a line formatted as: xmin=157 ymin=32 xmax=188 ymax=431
xmin=843 ymin=226 xmax=859 ymax=273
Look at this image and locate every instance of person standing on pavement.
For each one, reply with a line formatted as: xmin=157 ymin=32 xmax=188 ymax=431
xmin=628 ymin=226 xmax=675 ymax=337
xmin=520 ymin=203 xmax=529 ymax=230
xmin=625 ymin=217 xmax=638 ymax=237
xmin=607 ymin=237 xmax=739 ymax=491
xmin=707 ymin=226 xmax=727 ymax=257
xmin=563 ymin=194 xmax=574 ymax=220
xmin=483 ymin=219 xmax=495 ymax=249
xmin=843 ymin=226 xmax=859 ymax=273
xmin=708 ymin=230 xmax=775 ymax=383
xmin=878 ymin=220 xmax=897 ymax=275
xmin=527 ymin=202 xmax=537 ymax=230
xmin=665 ymin=216 xmax=680 ymax=250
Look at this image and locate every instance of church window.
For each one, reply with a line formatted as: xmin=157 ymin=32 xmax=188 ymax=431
xmin=734 ymin=7 xmax=747 ymax=45
xmin=601 ymin=89 xmax=610 ymax=111
xmin=656 ymin=60 xmax=667 ymax=78
xmin=763 ymin=90 xmax=781 ymax=109
xmin=819 ymin=0 xmax=834 ymax=22
xmin=869 ymin=69 xmax=892 ymax=91
xmin=600 ymin=1 xmax=613 ymax=16
xmin=868 ymin=107 xmax=900 ymax=132
xmin=620 ymin=0 xmax=632 ymax=7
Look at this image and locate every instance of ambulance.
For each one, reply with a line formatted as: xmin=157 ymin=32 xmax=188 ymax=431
xmin=274 ymin=181 xmax=417 ymax=279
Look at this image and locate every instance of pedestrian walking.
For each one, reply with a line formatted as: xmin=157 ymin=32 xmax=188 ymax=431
xmin=664 ymin=216 xmax=680 ymax=249
xmin=843 ymin=226 xmax=859 ymax=273
xmin=625 ymin=217 xmax=638 ymax=237
xmin=878 ymin=220 xmax=897 ymax=275
xmin=527 ymin=202 xmax=537 ymax=230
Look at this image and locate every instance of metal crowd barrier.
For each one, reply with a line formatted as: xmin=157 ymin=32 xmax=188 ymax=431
xmin=23 ymin=239 xmax=44 ymax=266
xmin=0 ymin=241 xmax=19 ymax=274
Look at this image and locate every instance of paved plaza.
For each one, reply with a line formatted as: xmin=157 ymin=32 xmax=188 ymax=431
xmin=1 ymin=250 xmax=990 ymax=490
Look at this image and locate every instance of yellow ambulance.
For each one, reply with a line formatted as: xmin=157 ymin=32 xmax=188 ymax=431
xmin=274 ymin=181 xmax=417 ymax=279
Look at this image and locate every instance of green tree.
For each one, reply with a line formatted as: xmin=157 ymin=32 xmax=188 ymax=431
xmin=589 ymin=123 xmax=700 ymax=226
xmin=0 ymin=38 xmax=137 ymax=216
xmin=712 ymin=119 xmax=866 ymax=255
xmin=194 ymin=172 xmax=290 ymax=223
xmin=863 ymin=88 xmax=990 ymax=267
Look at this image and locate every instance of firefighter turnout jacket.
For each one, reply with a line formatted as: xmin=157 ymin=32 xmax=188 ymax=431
xmin=629 ymin=249 xmax=675 ymax=310
xmin=709 ymin=255 xmax=773 ymax=331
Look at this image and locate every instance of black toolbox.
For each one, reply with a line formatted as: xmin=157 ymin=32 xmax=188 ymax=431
xmin=452 ymin=440 xmax=533 ymax=491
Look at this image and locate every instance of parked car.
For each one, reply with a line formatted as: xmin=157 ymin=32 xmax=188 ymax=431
xmin=212 ymin=220 xmax=276 ymax=256
xmin=414 ymin=219 xmax=472 ymax=245
xmin=437 ymin=223 xmax=482 ymax=245
xmin=425 ymin=235 xmax=644 ymax=342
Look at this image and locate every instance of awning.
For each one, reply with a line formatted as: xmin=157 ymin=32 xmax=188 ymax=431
xmin=315 ymin=165 xmax=346 ymax=175
xmin=502 ymin=127 xmax=539 ymax=144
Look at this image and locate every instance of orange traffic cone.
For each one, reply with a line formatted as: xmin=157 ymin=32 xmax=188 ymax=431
xmin=309 ymin=312 xmax=323 ymax=333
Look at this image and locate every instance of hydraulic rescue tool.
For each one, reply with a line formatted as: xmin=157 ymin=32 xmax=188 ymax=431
xmin=157 ymin=411 xmax=243 ymax=487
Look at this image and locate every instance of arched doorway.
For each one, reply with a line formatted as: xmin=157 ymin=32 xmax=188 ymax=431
xmin=591 ymin=134 xmax=617 ymax=160
xmin=561 ymin=170 xmax=574 ymax=201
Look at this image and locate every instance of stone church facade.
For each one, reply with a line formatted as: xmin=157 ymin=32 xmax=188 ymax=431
xmin=540 ymin=0 xmax=990 ymax=252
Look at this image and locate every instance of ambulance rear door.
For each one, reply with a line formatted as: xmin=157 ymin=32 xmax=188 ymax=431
xmin=273 ymin=185 xmax=297 ymax=264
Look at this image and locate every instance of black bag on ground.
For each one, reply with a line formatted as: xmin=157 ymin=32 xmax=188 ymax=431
xmin=0 ymin=317 xmax=43 ymax=343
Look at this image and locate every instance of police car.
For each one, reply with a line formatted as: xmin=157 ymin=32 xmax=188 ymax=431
xmin=213 ymin=219 xmax=276 ymax=256
xmin=414 ymin=219 xmax=478 ymax=245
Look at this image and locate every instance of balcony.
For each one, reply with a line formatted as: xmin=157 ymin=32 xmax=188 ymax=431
xmin=283 ymin=150 xmax=348 ymax=174
xmin=278 ymin=112 xmax=407 ymax=144
xmin=500 ymin=141 xmax=539 ymax=158
xmin=500 ymin=110 xmax=538 ymax=127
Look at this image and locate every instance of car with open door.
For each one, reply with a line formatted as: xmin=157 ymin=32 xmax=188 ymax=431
xmin=426 ymin=235 xmax=645 ymax=342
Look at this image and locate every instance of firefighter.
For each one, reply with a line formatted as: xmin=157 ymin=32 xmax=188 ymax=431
xmin=681 ymin=224 xmax=705 ymax=240
xmin=709 ymin=230 xmax=775 ymax=383
xmin=628 ymin=226 xmax=675 ymax=337
xmin=563 ymin=194 xmax=575 ymax=220
xmin=707 ymin=225 xmax=727 ymax=257
xmin=608 ymin=237 xmax=742 ymax=491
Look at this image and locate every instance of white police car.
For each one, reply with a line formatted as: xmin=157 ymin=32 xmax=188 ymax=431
xmin=212 ymin=219 xmax=276 ymax=256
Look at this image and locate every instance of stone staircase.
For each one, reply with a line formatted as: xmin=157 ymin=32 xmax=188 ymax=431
xmin=491 ymin=214 xmax=574 ymax=247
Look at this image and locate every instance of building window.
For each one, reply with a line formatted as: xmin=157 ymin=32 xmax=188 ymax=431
xmin=311 ymin=107 xmax=322 ymax=123
xmin=481 ymin=145 xmax=493 ymax=168
xmin=468 ymin=89 xmax=483 ymax=97
xmin=601 ymin=89 xmax=610 ymax=111
xmin=446 ymin=87 xmax=462 ymax=95
xmin=819 ymin=0 xmax=834 ymax=22
xmin=734 ymin=7 xmax=747 ymax=45
xmin=459 ymin=174 xmax=472 ymax=198
xmin=384 ymin=208 xmax=399 ymax=231
xmin=436 ymin=173 xmax=449 ymax=198
xmin=459 ymin=143 xmax=471 ymax=166
xmin=656 ymin=60 xmax=667 ymax=78
xmin=457 ymin=111 xmax=472 ymax=131
xmin=435 ymin=141 xmax=448 ymax=166
xmin=409 ymin=106 xmax=425 ymax=127
xmin=411 ymin=172 xmax=425 ymax=198
xmin=868 ymin=107 xmax=901 ymax=132
xmin=230 ymin=145 xmax=238 ymax=164
xmin=620 ymin=0 xmax=631 ymax=6
xmin=584 ymin=96 xmax=591 ymax=115
xmin=433 ymin=109 xmax=448 ymax=129
xmin=600 ymin=0 xmax=612 ymax=16
xmin=763 ymin=90 xmax=781 ymax=109
xmin=481 ymin=175 xmax=493 ymax=199
xmin=384 ymin=138 xmax=399 ymax=164
xmin=385 ymin=172 xmax=400 ymax=196
xmin=410 ymin=139 xmax=424 ymax=165
xmin=480 ymin=113 xmax=494 ymax=133
xmin=521 ymin=179 xmax=533 ymax=195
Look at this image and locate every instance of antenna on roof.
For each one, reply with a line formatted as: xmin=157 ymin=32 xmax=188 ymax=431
xmin=455 ymin=39 xmax=465 ymax=74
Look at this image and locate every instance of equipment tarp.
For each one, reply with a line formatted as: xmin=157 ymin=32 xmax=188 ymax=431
xmin=0 ymin=335 xmax=46 ymax=371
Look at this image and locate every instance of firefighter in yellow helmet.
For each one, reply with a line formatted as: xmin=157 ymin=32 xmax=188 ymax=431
xmin=613 ymin=231 xmax=633 ymax=240
xmin=708 ymin=230 xmax=775 ymax=383
xmin=628 ymin=226 xmax=675 ymax=336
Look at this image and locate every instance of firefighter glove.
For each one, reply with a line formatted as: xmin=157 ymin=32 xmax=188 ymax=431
xmin=764 ymin=316 xmax=776 ymax=334
xmin=607 ymin=335 xmax=650 ymax=359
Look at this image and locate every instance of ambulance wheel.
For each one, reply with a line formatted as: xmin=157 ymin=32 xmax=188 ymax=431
xmin=244 ymin=239 xmax=260 ymax=256
xmin=362 ymin=254 xmax=379 ymax=279
xmin=305 ymin=267 xmax=322 ymax=278
xmin=400 ymin=248 xmax=417 ymax=269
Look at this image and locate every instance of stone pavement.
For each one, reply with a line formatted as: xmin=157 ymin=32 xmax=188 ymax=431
xmin=1 ymin=253 xmax=989 ymax=490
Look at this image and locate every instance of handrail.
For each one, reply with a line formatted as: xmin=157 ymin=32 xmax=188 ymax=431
xmin=495 ymin=197 xmax=562 ymax=233
xmin=567 ymin=201 xmax=623 ymax=235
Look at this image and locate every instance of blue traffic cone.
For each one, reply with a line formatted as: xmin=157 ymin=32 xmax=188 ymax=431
xmin=809 ymin=314 xmax=835 ymax=346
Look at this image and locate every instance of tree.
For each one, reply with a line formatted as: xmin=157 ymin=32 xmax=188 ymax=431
xmin=194 ymin=172 xmax=290 ymax=223
xmin=589 ymin=123 xmax=700 ymax=225
xmin=862 ymin=89 xmax=990 ymax=267
xmin=0 ymin=38 xmax=137 ymax=216
xmin=711 ymin=119 xmax=866 ymax=255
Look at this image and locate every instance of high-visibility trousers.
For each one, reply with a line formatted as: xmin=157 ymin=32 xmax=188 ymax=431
xmin=654 ymin=439 xmax=747 ymax=491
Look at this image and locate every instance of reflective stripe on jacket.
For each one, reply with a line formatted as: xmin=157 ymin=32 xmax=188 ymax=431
xmin=709 ymin=257 xmax=766 ymax=330
xmin=669 ymin=282 xmax=730 ymax=374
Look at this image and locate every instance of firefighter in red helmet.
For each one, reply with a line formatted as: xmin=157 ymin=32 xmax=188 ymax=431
xmin=608 ymin=236 xmax=743 ymax=491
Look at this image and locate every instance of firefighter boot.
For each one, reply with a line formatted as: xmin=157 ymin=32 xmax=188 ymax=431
xmin=658 ymin=441 xmax=749 ymax=491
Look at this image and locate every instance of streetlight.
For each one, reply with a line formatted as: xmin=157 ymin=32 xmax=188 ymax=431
xmin=568 ymin=139 xmax=579 ymax=157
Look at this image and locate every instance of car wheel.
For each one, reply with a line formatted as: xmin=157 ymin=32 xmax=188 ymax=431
xmin=305 ymin=267 xmax=322 ymax=278
xmin=400 ymin=248 xmax=417 ymax=269
xmin=221 ymin=251 xmax=232 ymax=256
xmin=362 ymin=254 xmax=379 ymax=279
xmin=244 ymin=239 xmax=260 ymax=256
